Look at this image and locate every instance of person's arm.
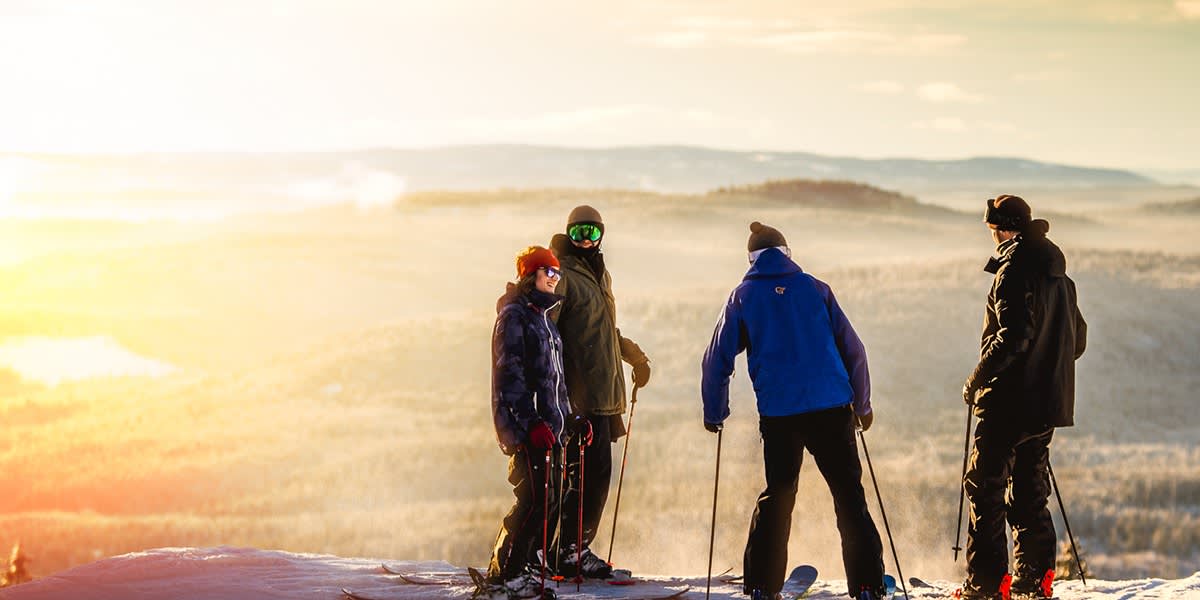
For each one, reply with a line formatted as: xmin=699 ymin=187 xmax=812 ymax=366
xmin=492 ymin=309 xmax=541 ymax=441
xmin=817 ymin=280 xmax=871 ymax=416
xmin=966 ymin=264 xmax=1036 ymax=394
xmin=1071 ymin=279 xmax=1087 ymax=360
xmin=701 ymin=290 xmax=746 ymax=427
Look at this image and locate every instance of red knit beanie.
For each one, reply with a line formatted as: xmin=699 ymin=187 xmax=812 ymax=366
xmin=515 ymin=246 xmax=560 ymax=279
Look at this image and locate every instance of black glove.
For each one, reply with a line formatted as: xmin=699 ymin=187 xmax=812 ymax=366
xmin=856 ymin=411 xmax=873 ymax=432
xmin=632 ymin=360 xmax=651 ymax=388
xmin=567 ymin=414 xmax=593 ymax=446
xmin=704 ymin=421 xmax=723 ymax=434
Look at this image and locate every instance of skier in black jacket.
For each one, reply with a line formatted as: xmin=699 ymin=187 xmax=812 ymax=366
xmin=959 ymin=195 xmax=1087 ymax=600
xmin=488 ymin=246 xmax=592 ymax=600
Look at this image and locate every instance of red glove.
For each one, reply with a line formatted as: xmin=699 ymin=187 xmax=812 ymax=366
xmin=528 ymin=422 xmax=556 ymax=450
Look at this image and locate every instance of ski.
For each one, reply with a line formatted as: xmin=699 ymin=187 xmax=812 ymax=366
xmin=781 ymin=565 xmax=819 ymax=599
xmin=908 ymin=577 xmax=935 ymax=589
xmin=639 ymin=585 xmax=691 ymax=599
xmin=380 ymin=563 xmax=471 ymax=585
xmin=883 ymin=574 xmax=897 ymax=599
xmin=341 ymin=588 xmax=382 ymax=600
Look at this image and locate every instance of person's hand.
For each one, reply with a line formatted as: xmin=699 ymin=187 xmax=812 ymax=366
xmin=962 ymin=383 xmax=975 ymax=406
xmin=856 ymin=411 xmax=874 ymax=432
xmin=528 ymin=422 xmax=556 ymax=450
xmin=632 ymin=360 xmax=652 ymax=388
xmin=567 ymin=414 xmax=593 ymax=446
xmin=704 ymin=421 xmax=723 ymax=434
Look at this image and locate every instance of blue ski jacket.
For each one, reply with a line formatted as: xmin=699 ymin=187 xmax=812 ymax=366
xmin=492 ymin=285 xmax=570 ymax=455
xmin=701 ymin=248 xmax=871 ymax=425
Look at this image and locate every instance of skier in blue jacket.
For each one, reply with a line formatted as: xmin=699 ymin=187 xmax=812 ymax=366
xmin=701 ymin=222 xmax=885 ymax=600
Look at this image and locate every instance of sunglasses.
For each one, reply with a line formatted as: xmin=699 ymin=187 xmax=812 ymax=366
xmin=567 ymin=223 xmax=603 ymax=243
xmin=539 ymin=266 xmax=562 ymax=279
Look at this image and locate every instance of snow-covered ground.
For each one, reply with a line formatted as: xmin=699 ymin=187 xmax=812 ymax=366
xmin=0 ymin=547 xmax=1197 ymax=600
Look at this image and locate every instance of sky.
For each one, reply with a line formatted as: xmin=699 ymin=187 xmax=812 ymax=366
xmin=0 ymin=0 xmax=1197 ymax=170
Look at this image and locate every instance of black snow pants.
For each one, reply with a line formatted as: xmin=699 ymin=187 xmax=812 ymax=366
xmin=964 ymin=417 xmax=1056 ymax=593
xmin=558 ymin=414 xmax=618 ymax=554
xmin=489 ymin=446 xmax=561 ymax=581
xmin=744 ymin=406 xmax=884 ymax=597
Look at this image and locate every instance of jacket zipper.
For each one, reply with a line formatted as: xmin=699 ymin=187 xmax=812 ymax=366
xmin=542 ymin=301 xmax=566 ymax=438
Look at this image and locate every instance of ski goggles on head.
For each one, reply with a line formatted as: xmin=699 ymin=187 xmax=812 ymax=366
xmin=567 ymin=222 xmax=603 ymax=243
xmin=983 ymin=197 xmax=1028 ymax=230
xmin=539 ymin=266 xmax=562 ymax=279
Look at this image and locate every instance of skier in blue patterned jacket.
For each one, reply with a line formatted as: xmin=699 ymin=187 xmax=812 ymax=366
xmin=488 ymin=245 xmax=591 ymax=600
xmin=701 ymin=222 xmax=885 ymax=600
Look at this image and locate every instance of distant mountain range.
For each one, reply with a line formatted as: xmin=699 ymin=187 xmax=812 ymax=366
xmin=7 ymin=145 xmax=1156 ymax=196
xmin=336 ymin=145 xmax=1157 ymax=192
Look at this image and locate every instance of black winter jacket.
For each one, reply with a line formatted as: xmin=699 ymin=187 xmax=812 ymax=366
xmin=491 ymin=285 xmax=570 ymax=455
xmin=967 ymin=226 xmax=1087 ymax=427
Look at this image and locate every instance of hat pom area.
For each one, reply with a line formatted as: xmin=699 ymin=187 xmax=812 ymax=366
xmin=750 ymin=221 xmax=764 ymax=233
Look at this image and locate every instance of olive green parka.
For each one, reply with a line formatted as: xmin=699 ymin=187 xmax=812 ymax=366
xmin=549 ymin=234 xmax=647 ymax=418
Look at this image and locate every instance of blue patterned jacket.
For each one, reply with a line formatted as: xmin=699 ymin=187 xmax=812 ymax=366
xmin=491 ymin=285 xmax=570 ymax=454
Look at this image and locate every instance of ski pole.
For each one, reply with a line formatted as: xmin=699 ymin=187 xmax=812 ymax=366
xmin=953 ymin=405 xmax=973 ymax=562
xmin=575 ymin=441 xmax=586 ymax=592
xmin=1048 ymin=461 xmax=1086 ymax=586
xmin=706 ymin=428 xmax=723 ymax=600
xmin=542 ymin=450 xmax=550 ymax=598
xmin=857 ymin=418 xmax=908 ymax=600
xmin=607 ymin=383 xmax=639 ymax=565
xmin=554 ymin=445 xmax=567 ymax=585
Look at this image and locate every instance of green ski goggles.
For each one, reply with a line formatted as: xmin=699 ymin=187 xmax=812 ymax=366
xmin=567 ymin=223 xmax=603 ymax=243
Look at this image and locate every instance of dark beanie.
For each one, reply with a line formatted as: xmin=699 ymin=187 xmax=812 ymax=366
xmin=567 ymin=205 xmax=603 ymax=227
xmin=747 ymin=221 xmax=787 ymax=252
xmin=984 ymin=194 xmax=1032 ymax=231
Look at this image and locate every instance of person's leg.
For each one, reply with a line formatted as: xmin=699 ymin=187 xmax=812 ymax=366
xmin=743 ymin=414 xmax=804 ymax=595
xmin=806 ymin=407 xmax=884 ymax=598
xmin=579 ymin=414 xmax=613 ymax=548
xmin=490 ymin=448 xmax=547 ymax=581
xmin=556 ymin=415 xmax=613 ymax=577
xmin=964 ymin=416 xmax=1019 ymax=594
xmin=1009 ymin=428 xmax=1056 ymax=595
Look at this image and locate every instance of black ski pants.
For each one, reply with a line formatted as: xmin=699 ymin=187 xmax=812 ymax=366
xmin=558 ymin=414 xmax=615 ymax=555
xmin=744 ymin=406 xmax=884 ymax=597
xmin=489 ymin=446 xmax=561 ymax=582
xmin=964 ymin=419 xmax=1055 ymax=593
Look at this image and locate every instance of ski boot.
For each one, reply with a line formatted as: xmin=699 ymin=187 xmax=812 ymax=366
xmin=1011 ymin=569 xmax=1054 ymax=599
xmin=953 ymin=573 xmax=1012 ymax=600
xmin=558 ymin=543 xmax=613 ymax=579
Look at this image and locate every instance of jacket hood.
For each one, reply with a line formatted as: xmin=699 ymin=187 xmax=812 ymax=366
xmin=496 ymin=282 xmax=519 ymax=314
xmin=1013 ymin=226 xmax=1067 ymax=278
xmin=745 ymin=247 xmax=803 ymax=279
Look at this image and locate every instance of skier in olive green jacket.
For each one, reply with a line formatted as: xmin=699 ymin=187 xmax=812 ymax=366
xmin=548 ymin=205 xmax=650 ymax=579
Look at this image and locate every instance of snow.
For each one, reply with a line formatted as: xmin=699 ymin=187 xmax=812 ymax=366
xmin=0 ymin=547 xmax=1197 ymax=600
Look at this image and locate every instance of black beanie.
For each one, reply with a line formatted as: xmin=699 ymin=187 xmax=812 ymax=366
xmin=747 ymin=221 xmax=787 ymax=252
xmin=984 ymin=194 xmax=1032 ymax=231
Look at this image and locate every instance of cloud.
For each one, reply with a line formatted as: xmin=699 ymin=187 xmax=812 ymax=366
xmin=917 ymin=82 xmax=984 ymax=104
xmin=913 ymin=117 xmax=967 ymax=133
xmin=1177 ymin=0 xmax=1200 ymax=19
xmin=858 ymin=80 xmax=905 ymax=95
xmin=912 ymin=118 xmax=1016 ymax=134
xmin=635 ymin=17 xmax=966 ymax=55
